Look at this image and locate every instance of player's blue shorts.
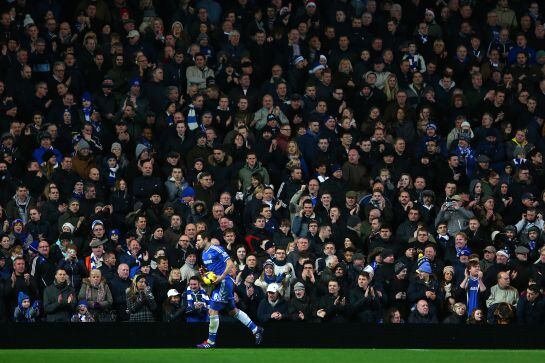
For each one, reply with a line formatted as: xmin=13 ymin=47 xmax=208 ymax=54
xmin=209 ymin=276 xmax=236 ymax=311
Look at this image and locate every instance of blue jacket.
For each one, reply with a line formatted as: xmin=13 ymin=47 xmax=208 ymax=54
xmin=32 ymin=146 xmax=63 ymax=165
xmin=184 ymin=287 xmax=210 ymax=322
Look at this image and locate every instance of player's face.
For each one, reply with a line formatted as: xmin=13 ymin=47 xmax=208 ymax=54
xmin=196 ymin=235 xmax=205 ymax=249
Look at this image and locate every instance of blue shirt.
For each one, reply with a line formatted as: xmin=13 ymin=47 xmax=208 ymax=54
xmin=467 ymin=277 xmax=480 ymax=315
xmin=202 ymin=245 xmax=230 ymax=276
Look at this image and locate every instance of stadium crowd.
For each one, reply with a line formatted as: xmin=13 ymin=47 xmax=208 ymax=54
xmin=0 ymin=0 xmax=545 ymax=326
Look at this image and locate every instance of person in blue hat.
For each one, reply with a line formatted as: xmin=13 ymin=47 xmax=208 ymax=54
xmin=408 ymin=258 xmax=443 ymax=314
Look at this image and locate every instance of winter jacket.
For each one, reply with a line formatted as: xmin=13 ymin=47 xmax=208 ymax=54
xmin=313 ymin=293 xmax=348 ymax=323
xmin=257 ymin=297 xmax=288 ymax=324
xmin=5 ymin=194 xmax=36 ymax=224
xmin=435 ymin=207 xmax=475 ymax=234
xmin=407 ymin=277 xmax=444 ymax=310
xmin=43 ymin=280 xmax=77 ymax=322
xmin=13 ymin=292 xmax=39 ymax=323
xmin=57 ymin=258 xmax=88 ymax=292
xmin=109 ymin=276 xmax=131 ymax=321
xmin=238 ymin=162 xmax=270 ymax=191
xmin=126 ymin=287 xmax=157 ymax=322
xmin=184 ymin=287 xmax=210 ymax=322
xmin=288 ymin=294 xmax=314 ymax=322
xmin=516 ymin=295 xmax=545 ymax=325
xmin=486 ymin=284 xmax=519 ymax=308
xmin=348 ymin=286 xmax=382 ymax=323
xmin=408 ymin=309 xmax=438 ymax=323
xmin=78 ymin=278 xmax=113 ymax=321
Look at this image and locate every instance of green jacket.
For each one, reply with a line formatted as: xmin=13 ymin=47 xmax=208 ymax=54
xmin=238 ymin=162 xmax=270 ymax=190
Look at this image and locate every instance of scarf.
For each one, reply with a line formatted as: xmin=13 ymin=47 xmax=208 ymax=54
xmin=108 ymin=164 xmax=119 ymax=185
xmin=83 ymin=107 xmax=92 ymax=122
xmin=90 ymin=253 xmax=103 ymax=270
xmin=86 ymin=280 xmax=106 ymax=302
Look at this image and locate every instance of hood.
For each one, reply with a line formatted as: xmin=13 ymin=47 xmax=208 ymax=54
xmin=18 ymin=291 xmax=29 ymax=307
xmin=191 ymin=200 xmax=208 ymax=216
xmin=207 ymin=154 xmax=233 ymax=167
xmin=13 ymin=193 xmax=30 ymax=206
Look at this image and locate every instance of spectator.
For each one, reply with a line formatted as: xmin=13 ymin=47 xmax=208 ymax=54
xmin=43 ymin=268 xmax=77 ymax=322
xmin=486 ymin=271 xmax=519 ymax=323
xmin=257 ymin=283 xmax=288 ymax=324
xmin=184 ymin=276 xmax=210 ymax=323
xmin=0 ymin=0 xmax=542 ymax=329
xmin=516 ymin=284 xmax=545 ymax=324
xmin=408 ymin=299 xmax=438 ymax=324
xmin=126 ymin=274 xmax=157 ymax=322
xmin=78 ymin=269 xmax=113 ymax=322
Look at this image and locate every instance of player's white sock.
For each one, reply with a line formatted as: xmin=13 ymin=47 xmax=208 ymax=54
xmin=207 ymin=314 xmax=219 ymax=344
xmin=234 ymin=310 xmax=258 ymax=333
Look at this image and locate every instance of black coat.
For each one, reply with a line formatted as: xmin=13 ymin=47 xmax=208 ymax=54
xmin=257 ymin=298 xmax=288 ymax=324
xmin=132 ymin=175 xmax=163 ymax=202
xmin=408 ymin=309 xmax=438 ymax=323
xmin=109 ymin=276 xmax=131 ymax=321
xmin=348 ymin=286 xmax=382 ymax=323
xmin=516 ymin=295 xmax=545 ymax=325
xmin=288 ymin=294 xmax=314 ymax=322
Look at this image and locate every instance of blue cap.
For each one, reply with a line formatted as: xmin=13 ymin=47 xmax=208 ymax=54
xmin=181 ymin=187 xmax=195 ymax=198
xmin=458 ymin=248 xmax=472 ymax=257
xmin=29 ymin=240 xmax=39 ymax=253
xmin=130 ymin=78 xmax=141 ymax=87
xmin=81 ymin=92 xmax=91 ymax=102
xmin=418 ymin=261 xmax=432 ymax=274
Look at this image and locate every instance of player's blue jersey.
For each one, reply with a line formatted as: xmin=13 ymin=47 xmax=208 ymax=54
xmin=202 ymin=245 xmax=230 ymax=276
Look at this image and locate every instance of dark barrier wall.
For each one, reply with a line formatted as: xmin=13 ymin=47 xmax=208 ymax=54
xmin=2 ymin=323 xmax=545 ymax=349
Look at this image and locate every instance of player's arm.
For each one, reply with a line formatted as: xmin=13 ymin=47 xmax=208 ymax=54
xmin=215 ymin=258 xmax=233 ymax=284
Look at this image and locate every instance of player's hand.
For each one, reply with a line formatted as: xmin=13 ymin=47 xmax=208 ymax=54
xmin=212 ymin=275 xmax=224 ymax=285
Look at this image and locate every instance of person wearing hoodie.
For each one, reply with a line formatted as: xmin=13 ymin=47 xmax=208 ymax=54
xmin=13 ymin=292 xmax=40 ymax=322
xmin=179 ymin=249 xmax=199 ymax=283
xmin=164 ymin=167 xmax=189 ymax=202
xmin=72 ymin=139 xmax=97 ymax=179
xmin=43 ymin=268 xmax=77 ymax=322
xmin=70 ymin=300 xmax=95 ymax=322
xmin=32 ymin=132 xmax=63 ymax=165
xmin=5 ymin=185 xmax=36 ymax=225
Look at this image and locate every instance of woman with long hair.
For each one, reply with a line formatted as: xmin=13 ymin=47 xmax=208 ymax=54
xmin=383 ymin=74 xmax=400 ymax=102
xmin=126 ymin=274 xmax=157 ymax=322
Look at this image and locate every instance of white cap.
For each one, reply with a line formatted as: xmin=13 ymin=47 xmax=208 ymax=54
xmin=267 ymin=283 xmax=280 ymax=293
xmin=167 ymin=289 xmax=180 ymax=298
xmin=127 ymin=30 xmax=140 ymax=38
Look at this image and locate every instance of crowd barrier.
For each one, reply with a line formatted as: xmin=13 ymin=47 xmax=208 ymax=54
xmin=2 ymin=322 xmax=544 ymax=349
